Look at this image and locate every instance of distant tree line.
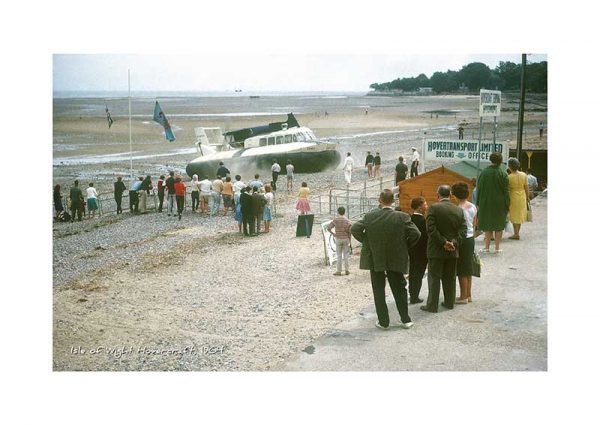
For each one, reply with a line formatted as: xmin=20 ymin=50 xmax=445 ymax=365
xmin=369 ymin=61 xmax=547 ymax=94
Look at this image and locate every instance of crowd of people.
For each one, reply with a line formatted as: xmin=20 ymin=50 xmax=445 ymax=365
xmin=53 ymin=160 xmax=297 ymax=235
xmin=325 ymin=152 xmax=535 ymax=330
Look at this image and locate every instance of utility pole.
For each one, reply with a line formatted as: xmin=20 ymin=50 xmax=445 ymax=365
xmin=516 ymin=54 xmax=527 ymax=162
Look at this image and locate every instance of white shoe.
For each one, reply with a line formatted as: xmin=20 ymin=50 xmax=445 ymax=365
xmin=375 ymin=322 xmax=389 ymax=330
xmin=399 ymin=322 xmax=414 ymax=329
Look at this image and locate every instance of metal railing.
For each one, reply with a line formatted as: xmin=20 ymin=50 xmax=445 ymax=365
xmin=313 ymin=176 xmax=399 ymax=221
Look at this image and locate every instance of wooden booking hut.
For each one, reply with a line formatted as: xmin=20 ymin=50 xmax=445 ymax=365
xmin=397 ymin=165 xmax=475 ymax=212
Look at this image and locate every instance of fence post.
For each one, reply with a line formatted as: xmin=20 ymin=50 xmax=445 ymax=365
xmin=346 ymin=187 xmax=350 ymax=218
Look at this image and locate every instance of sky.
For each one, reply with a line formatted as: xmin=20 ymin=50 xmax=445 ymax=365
xmin=53 ymin=53 xmax=547 ymax=93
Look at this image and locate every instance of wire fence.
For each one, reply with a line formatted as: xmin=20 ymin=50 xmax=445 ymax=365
xmin=313 ymin=176 xmax=399 ymax=221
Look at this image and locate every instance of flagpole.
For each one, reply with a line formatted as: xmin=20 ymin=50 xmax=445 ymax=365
xmin=128 ymin=69 xmax=133 ymax=180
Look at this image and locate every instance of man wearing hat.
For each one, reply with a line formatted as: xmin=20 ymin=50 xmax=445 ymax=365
xmin=410 ymin=147 xmax=420 ymax=178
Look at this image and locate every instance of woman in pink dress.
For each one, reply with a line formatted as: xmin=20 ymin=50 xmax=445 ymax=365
xmin=295 ymin=182 xmax=311 ymax=214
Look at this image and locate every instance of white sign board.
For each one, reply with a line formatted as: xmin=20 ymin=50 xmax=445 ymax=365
xmin=423 ymin=140 xmax=508 ymax=163
xmin=479 ymin=89 xmax=502 ymax=117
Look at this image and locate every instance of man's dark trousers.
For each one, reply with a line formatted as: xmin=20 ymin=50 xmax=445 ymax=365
xmin=370 ymin=270 xmax=411 ymax=327
xmin=426 ymin=257 xmax=457 ymax=311
xmin=408 ymin=258 xmax=427 ymax=302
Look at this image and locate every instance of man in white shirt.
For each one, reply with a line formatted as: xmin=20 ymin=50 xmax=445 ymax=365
xmin=343 ymin=152 xmax=354 ymax=185
xmin=410 ymin=147 xmax=420 ymax=178
xmin=199 ymin=175 xmax=212 ymax=214
xmin=271 ymin=160 xmax=281 ymax=191
xmin=232 ymin=174 xmax=246 ymax=206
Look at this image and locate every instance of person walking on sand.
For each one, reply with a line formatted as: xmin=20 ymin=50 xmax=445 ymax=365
xmin=539 ymin=122 xmax=544 ymax=139
xmin=69 ymin=180 xmax=85 ymax=222
xmin=351 ymin=189 xmax=421 ymax=330
xmin=410 ymin=147 xmax=420 ymax=178
xmin=420 ymin=185 xmax=467 ymax=313
xmin=165 ymin=171 xmax=176 ymax=216
xmin=328 ymin=206 xmax=352 ymax=276
xmin=343 ymin=152 xmax=354 ymax=185
xmin=174 ymin=175 xmax=186 ymax=220
xmin=156 ymin=175 xmax=165 ymax=213
xmin=395 ymin=156 xmax=408 ymax=184
xmin=458 ymin=124 xmax=465 ymax=140
xmin=408 ymin=196 xmax=428 ymax=304
xmin=86 ymin=182 xmax=99 ymax=219
xmin=271 ymin=159 xmax=281 ymax=192
xmin=365 ymin=151 xmax=374 ymax=178
xmin=373 ymin=152 xmax=381 ymax=178
xmin=113 ymin=176 xmax=126 ymax=214
xmin=286 ymin=160 xmax=295 ymax=192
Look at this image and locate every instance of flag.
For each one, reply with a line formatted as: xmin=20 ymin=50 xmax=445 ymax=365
xmin=105 ymin=105 xmax=114 ymax=129
xmin=153 ymin=101 xmax=176 ymax=142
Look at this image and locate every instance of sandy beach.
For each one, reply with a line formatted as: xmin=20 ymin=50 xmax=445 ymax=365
xmin=53 ymin=93 xmax=547 ymax=371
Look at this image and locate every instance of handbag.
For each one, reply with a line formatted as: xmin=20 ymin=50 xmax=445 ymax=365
xmin=472 ymin=250 xmax=481 ymax=278
xmin=526 ymin=202 xmax=533 ymax=222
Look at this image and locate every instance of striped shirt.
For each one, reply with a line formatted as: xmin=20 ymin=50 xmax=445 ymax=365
xmin=328 ymin=215 xmax=352 ymax=241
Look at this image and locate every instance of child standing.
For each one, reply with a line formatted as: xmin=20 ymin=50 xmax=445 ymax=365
xmin=327 ymin=206 xmax=352 ymax=276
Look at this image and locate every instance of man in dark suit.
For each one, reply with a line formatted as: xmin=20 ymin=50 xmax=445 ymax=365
xmin=351 ymin=189 xmax=421 ymax=329
xmin=240 ymin=186 xmax=254 ymax=236
xmin=421 ymin=185 xmax=467 ymax=313
xmin=251 ymin=187 xmax=265 ymax=234
xmin=408 ymin=197 xmax=429 ymax=304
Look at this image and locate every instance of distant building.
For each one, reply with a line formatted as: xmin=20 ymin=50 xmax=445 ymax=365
xmin=418 ymin=87 xmax=433 ymax=95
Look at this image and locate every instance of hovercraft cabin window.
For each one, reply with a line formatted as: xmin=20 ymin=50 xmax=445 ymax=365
xmin=296 ymin=132 xmax=305 ymax=142
xmin=267 ymin=137 xmax=275 ymax=145
xmin=259 ymin=138 xmax=267 ymax=146
xmin=276 ymin=136 xmax=283 ymax=144
xmin=285 ymin=134 xmax=293 ymax=144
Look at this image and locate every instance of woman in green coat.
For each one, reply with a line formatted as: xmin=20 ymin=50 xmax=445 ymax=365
xmin=476 ymin=152 xmax=510 ymax=253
